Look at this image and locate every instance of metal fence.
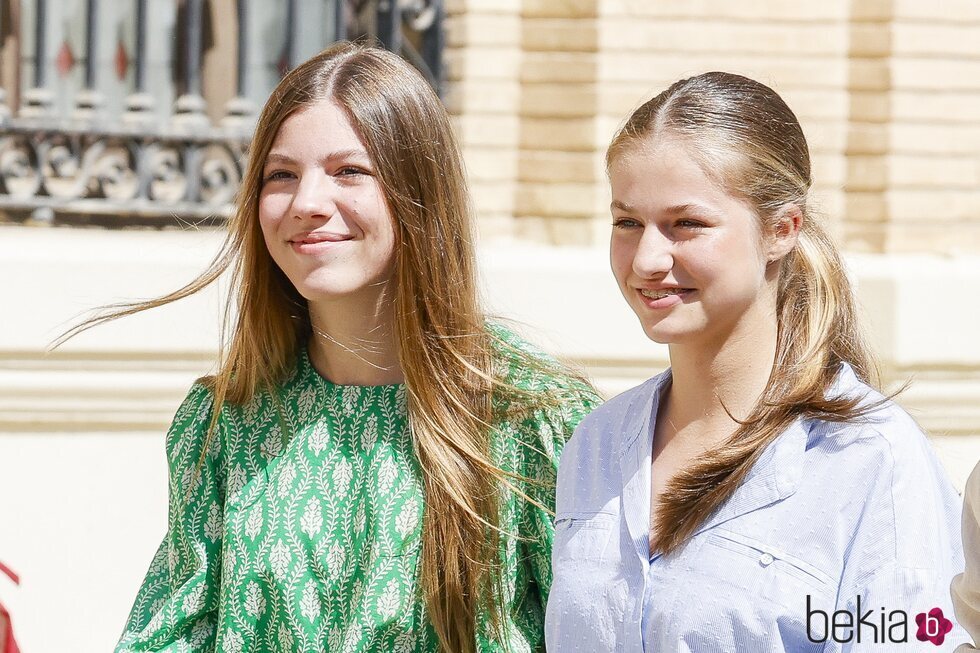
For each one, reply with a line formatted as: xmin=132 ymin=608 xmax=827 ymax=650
xmin=0 ymin=0 xmax=443 ymax=226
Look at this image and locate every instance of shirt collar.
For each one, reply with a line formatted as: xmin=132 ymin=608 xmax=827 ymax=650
xmin=693 ymin=361 xmax=867 ymax=536
xmin=828 ymin=361 xmax=868 ymax=400
xmin=620 ymin=363 xmax=866 ymax=544
xmin=618 ymin=368 xmax=672 ymax=457
xmin=692 ymin=416 xmax=809 ymax=538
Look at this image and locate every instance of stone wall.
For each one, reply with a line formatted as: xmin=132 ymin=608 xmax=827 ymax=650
xmin=449 ymin=0 xmax=980 ymax=254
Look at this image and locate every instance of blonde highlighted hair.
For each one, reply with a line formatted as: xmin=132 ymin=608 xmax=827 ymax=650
xmin=63 ymin=42 xmax=577 ymax=652
xmin=607 ymin=72 xmax=879 ymax=556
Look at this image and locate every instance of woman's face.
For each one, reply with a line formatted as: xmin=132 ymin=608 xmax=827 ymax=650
xmin=258 ymin=98 xmax=396 ymax=305
xmin=608 ymin=138 xmax=775 ymax=349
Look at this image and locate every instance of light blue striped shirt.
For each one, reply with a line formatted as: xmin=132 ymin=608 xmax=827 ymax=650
xmin=546 ymin=364 xmax=969 ymax=652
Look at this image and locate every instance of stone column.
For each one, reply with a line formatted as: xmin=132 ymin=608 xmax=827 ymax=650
xmin=881 ymin=0 xmax=980 ymax=254
xmin=445 ymin=0 xmax=524 ymax=240
xmin=515 ymin=0 xmax=601 ymax=246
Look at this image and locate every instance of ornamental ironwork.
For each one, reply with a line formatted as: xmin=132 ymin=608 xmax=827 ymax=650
xmin=0 ymin=0 xmax=444 ymax=227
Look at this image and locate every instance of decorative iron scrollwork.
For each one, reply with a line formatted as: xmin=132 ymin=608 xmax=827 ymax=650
xmin=199 ymin=144 xmax=242 ymax=207
xmin=0 ymin=124 xmax=248 ymax=223
xmin=0 ymin=136 xmax=43 ymax=199
xmin=145 ymin=142 xmax=188 ymax=204
xmin=0 ymin=1 xmax=444 ymax=226
xmin=93 ymin=140 xmax=140 ymax=201
xmin=41 ymin=134 xmax=89 ymax=199
xmin=401 ymin=0 xmax=438 ymax=31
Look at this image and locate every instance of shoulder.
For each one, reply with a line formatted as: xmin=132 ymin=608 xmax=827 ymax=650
xmin=213 ymin=350 xmax=312 ymax=431
xmin=172 ymin=361 xmax=303 ymax=466
xmin=485 ymin=323 xmax=601 ymax=471
xmin=488 ymin=321 xmax=601 ymax=416
xmin=811 ymin=370 xmax=947 ymax=479
xmin=554 ymin=371 xmax=667 ymax=511
xmin=563 ymin=370 xmax=667 ymax=462
xmin=807 ymin=368 xmax=963 ymax=570
xmin=158 ymin=381 xmax=231 ymax=508
xmin=488 ymin=322 xmax=572 ymax=388
xmin=166 ymin=381 xmax=218 ymax=461
xmin=968 ymin=462 xmax=980 ymax=509
xmin=576 ymin=372 xmax=664 ymax=431
xmin=172 ymin=380 xmax=215 ymax=424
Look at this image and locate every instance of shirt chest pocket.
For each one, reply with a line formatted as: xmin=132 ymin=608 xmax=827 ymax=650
xmin=553 ymin=512 xmax=618 ymax=565
xmin=682 ymin=529 xmax=837 ymax=609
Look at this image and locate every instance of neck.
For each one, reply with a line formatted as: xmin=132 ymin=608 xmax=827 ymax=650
xmin=307 ymin=292 xmax=403 ymax=386
xmin=662 ymin=304 xmax=778 ymax=445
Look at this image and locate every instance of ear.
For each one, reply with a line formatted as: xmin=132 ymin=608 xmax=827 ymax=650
xmin=766 ymin=203 xmax=803 ymax=263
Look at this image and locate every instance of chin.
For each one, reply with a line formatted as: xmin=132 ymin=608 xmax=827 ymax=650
xmin=296 ymin=276 xmax=394 ymax=304
xmin=640 ymin=320 xmax=699 ymax=346
xmin=643 ymin=330 xmax=682 ymax=345
xmin=297 ymin=285 xmax=363 ymax=301
xmin=640 ymin=323 xmax=676 ymax=345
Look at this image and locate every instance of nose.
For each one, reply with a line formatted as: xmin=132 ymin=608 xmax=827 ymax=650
xmin=632 ymin=225 xmax=673 ymax=278
xmin=290 ymin=171 xmax=336 ymax=221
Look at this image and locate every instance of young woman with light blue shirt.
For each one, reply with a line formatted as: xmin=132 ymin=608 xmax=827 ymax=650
xmin=545 ymin=72 xmax=969 ymax=652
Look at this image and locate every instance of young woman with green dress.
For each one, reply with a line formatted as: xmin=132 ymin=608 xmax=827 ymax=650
xmin=79 ymin=43 xmax=598 ymax=653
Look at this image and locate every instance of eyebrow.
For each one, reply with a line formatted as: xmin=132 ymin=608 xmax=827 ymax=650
xmin=610 ymin=200 xmax=720 ymax=217
xmin=665 ymin=203 xmax=707 ymax=215
xmin=263 ymin=149 xmax=371 ymax=166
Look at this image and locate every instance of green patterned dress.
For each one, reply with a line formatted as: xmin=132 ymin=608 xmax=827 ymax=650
xmin=115 ymin=334 xmax=599 ymax=653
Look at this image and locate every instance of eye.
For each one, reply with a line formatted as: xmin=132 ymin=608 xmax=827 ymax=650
xmin=612 ymin=217 xmax=642 ymax=229
xmin=262 ymin=169 xmax=294 ymax=183
xmin=337 ymin=165 xmax=371 ymax=177
xmin=675 ymin=219 xmax=706 ymax=230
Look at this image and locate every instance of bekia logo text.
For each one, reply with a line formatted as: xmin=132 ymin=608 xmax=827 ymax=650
xmin=806 ymin=596 xmax=954 ymax=646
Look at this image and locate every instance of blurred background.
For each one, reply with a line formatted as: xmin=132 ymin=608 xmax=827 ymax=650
xmin=1 ymin=0 xmax=979 ymax=651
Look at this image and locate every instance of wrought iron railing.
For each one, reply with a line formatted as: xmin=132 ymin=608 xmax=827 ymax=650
xmin=0 ymin=0 xmax=444 ymax=227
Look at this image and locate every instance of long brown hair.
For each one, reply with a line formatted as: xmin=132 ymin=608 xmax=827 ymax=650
xmin=608 ymin=72 xmax=879 ymax=556
xmin=61 ymin=42 xmax=570 ymax=652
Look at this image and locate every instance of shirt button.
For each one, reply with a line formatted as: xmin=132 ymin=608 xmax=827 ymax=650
xmin=759 ymin=553 xmax=775 ymax=566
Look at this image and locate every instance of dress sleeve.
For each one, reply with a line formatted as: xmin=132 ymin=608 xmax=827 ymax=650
xmin=953 ymin=463 xmax=980 ymax=652
xmin=115 ymin=383 xmax=225 ymax=652
xmin=513 ymin=383 xmax=600 ymax=636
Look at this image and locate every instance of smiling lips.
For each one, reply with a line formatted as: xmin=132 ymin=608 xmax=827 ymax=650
xmin=290 ymin=231 xmax=352 ymax=245
xmin=639 ymin=287 xmax=692 ymax=300
xmin=289 ymin=231 xmax=353 ymax=253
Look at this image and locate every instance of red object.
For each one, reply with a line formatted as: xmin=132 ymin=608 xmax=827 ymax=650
xmin=0 ymin=561 xmax=20 ymax=653
xmin=56 ymin=39 xmax=76 ymax=77
xmin=115 ymin=38 xmax=130 ymax=81
xmin=0 ymin=564 xmax=17 ymax=586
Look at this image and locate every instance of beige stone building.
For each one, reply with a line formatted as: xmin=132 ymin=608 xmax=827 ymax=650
xmin=450 ymin=0 xmax=980 ymax=252
xmin=1 ymin=1 xmax=979 ymax=651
